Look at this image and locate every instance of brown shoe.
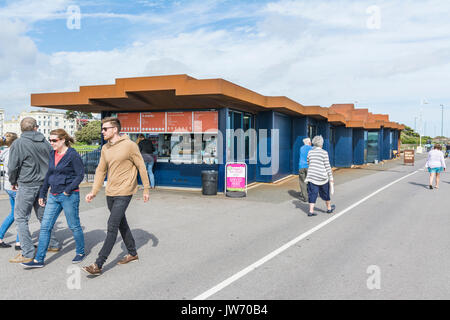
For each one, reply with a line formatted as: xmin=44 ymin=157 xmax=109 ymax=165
xmin=47 ymin=247 xmax=60 ymax=253
xmin=82 ymin=263 xmax=102 ymax=276
xmin=117 ymin=254 xmax=139 ymax=265
xmin=9 ymin=253 xmax=33 ymax=263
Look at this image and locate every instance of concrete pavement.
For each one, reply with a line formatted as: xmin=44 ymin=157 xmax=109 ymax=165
xmin=0 ymin=153 xmax=448 ymax=300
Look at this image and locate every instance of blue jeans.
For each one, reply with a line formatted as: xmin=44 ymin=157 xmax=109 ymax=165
xmin=0 ymin=190 xmax=19 ymax=242
xmin=35 ymin=192 xmax=84 ymax=263
xmin=137 ymin=158 xmax=155 ymax=188
xmin=146 ymin=159 xmax=155 ymax=188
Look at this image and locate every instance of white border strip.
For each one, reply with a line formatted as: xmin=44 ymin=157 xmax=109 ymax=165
xmin=193 ymin=169 xmax=419 ymax=300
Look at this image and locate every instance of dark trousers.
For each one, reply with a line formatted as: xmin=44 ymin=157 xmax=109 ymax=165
xmin=298 ymin=168 xmax=308 ymax=202
xmin=95 ymin=195 xmax=136 ymax=268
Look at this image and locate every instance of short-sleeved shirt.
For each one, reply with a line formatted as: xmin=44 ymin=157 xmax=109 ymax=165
xmin=299 ymin=144 xmax=313 ymax=169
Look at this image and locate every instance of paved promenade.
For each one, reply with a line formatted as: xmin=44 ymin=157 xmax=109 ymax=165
xmin=2 ymin=154 xmax=449 ymax=300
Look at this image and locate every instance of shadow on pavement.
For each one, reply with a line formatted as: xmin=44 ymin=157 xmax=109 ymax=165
xmin=288 ymin=190 xmax=302 ymax=200
xmin=292 ymin=200 xmax=330 ymax=216
xmin=100 ymin=229 xmax=158 ymax=274
xmin=44 ymin=227 xmax=106 ymax=265
xmin=408 ymin=182 xmax=430 ymax=189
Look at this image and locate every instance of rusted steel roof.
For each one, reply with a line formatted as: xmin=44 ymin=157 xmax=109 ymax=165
xmin=31 ymin=74 xmax=404 ymax=130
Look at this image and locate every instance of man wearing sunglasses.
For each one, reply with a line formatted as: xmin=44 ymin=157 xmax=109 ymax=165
xmin=83 ymin=117 xmax=150 ymax=276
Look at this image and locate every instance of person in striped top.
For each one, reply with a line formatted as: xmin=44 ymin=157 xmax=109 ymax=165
xmin=305 ymin=135 xmax=336 ymax=216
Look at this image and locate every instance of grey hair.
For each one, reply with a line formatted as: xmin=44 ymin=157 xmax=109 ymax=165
xmin=312 ymin=135 xmax=324 ymax=147
xmin=303 ymin=137 xmax=311 ymax=145
xmin=20 ymin=117 xmax=38 ymax=132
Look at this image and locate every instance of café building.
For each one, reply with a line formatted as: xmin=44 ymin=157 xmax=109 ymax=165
xmin=31 ymin=74 xmax=405 ymax=192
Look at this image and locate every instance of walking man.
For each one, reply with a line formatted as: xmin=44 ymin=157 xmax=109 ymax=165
xmin=298 ymin=137 xmax=313 ymax=202
xmin=8 ymin=117 xmax=60 ymax=263
xmin=83 ymin=117 xmax=150 ymax=276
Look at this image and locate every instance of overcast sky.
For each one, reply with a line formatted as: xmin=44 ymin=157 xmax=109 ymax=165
xmin=1 ymin=0 xmax=449 ymax=136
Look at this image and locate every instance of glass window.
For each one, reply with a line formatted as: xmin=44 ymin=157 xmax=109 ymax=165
xmin=308 ymin=124 xmax=317 ymax=139
xmin=128 ymin=132 xmax=218 ymax=165
xmin=367 ymin=131 xmax=379 ymax=163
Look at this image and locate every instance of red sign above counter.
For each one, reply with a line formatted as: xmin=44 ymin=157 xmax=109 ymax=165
xmin=166 ymin=112 xmax=193 ymax=133
xmin=114 ymin=110 xmax=218 ymax=133
xmin=141 ymin=112 xmax=166 ymax=132
xmin=193 ymin=111 xmax=218 ymax=133
xmin=117 ymin=113 xmax=140 ymax=132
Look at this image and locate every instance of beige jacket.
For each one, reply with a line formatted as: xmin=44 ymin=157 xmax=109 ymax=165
xmin=92 ymin=135 xmax=150 ymax=196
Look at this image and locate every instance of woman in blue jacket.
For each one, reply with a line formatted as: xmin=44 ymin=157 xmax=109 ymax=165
xmin=22 ymin=129 xmax=85 ymax=268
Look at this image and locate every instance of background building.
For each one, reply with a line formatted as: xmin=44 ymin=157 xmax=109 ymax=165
xmin=3 ymin=116 xmax=20 ymax=135
xmin=1 ymin=109 xmax=76 ymax=139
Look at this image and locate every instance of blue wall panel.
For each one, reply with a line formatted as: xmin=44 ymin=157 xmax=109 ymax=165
xmin=318 ymin=120 xmax=330 ymax=154
xmin=383 ymin=128 xmax=391 ymax=160
xmin=352 ymin=129 xmax=365 ymax=165
xmin=335 ymin=126 xmax=353 ymax=167
xmin=217 ymin=108 xmax=228 ymax=192
xmin=256 ymin=111 xmax=273 ymax=183
xmin=272 ymin=112 xmax=292 ymax=182
xmin=155 ymin=163 xmax=219 ymax=188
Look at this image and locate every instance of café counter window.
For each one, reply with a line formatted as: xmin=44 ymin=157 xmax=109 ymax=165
xmin=114 ymin=110 xmax=218 ymax=165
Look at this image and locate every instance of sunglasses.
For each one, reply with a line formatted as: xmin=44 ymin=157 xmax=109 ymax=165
xmin=102 ymin=127 xmax=116 ymax=132
xmin=49 ymin=138 xmax=60 ymax=143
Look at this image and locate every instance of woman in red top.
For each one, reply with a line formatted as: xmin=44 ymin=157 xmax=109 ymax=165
xmin=21 ymin=129 xmax=85 ymax=268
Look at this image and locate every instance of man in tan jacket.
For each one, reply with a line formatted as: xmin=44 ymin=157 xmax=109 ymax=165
xmin=83 ymin=117 xmax=150 ymax=276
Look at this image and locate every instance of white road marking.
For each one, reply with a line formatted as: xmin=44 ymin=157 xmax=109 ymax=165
xmin=193 ymin=169 xmax=420 ymax=300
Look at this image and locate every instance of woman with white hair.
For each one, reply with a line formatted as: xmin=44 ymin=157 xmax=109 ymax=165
xmin=305 ymin=135 xmax=336 ymax=216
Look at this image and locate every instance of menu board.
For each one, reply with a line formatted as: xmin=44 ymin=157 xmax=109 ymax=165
xmin=193 ymin=111 xmax=218 ymax=133
xmin=404 ymin=150 xmax=415 ymax=165
xmin=117 ymin=113 xmax=140 ymax=132
xmin=141 ymin=112 xmax=166 ymax=133
xmin=167 ymin=112 xmax=192 ymax=133
xmin=226 ymin=163 xmax=247 ymax=193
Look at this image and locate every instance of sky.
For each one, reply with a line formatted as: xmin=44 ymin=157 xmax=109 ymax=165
xmin=1 ymin=0 xmax=449 ymax=136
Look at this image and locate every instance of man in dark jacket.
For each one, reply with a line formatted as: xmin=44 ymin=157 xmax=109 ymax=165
xmin=138 ymin=136 xmax=156 ymax=188
xmin=8 ymin=117 xmax=60 ymax=263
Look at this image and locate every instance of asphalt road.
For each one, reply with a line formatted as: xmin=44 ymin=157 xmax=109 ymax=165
xmin=0 ymin=153 xmax=448 ymax=300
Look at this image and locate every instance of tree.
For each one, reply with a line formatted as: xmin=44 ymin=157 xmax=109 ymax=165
xmin=75 ymin=120 xmax=101 ymax=144
xmin=66 ymin=110 xmax=94 ymax=131
xmin=66 ymin=110 xmax=93 ymax=120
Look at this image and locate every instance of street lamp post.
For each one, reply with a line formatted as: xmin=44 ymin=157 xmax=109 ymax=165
xmin=418 ymin=99 xmax=429 ymax=152
xmin=441 ymin=104 xmax=444 ymax=137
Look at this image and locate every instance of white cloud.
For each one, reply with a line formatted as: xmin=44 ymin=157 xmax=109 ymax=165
xmin=1 ymin=0 xmax=450 ymax=135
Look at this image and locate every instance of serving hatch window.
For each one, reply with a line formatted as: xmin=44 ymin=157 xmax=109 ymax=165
xmin=112 ymin=110 xmax=219 ymax=164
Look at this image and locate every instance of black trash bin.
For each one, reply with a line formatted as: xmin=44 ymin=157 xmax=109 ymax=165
xmin=201 ymin=170 xmax=218 ymax=195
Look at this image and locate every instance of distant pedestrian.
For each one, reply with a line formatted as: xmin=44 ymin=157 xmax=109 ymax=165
xmin=0 ymin=133 xmax=20 ymax=249
xmin=425 ymin=144 xmax=446 ymax=189
xmin=135 ymin=134 xmax=145 ymax=145
xmin=298 ymin=137 xmax=313 ymax=202
xmin=83 ymin=117 xmax=150 ymax=276
xmin=138 ymin=136 xmax=155 ymax=189
xmin=7 ymin=117 xmax=60 ymax=263
xmin=305 ymin=135 xmax=336 ymax=217
xmin=22 ymin=129 xmax=86 ymax=268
